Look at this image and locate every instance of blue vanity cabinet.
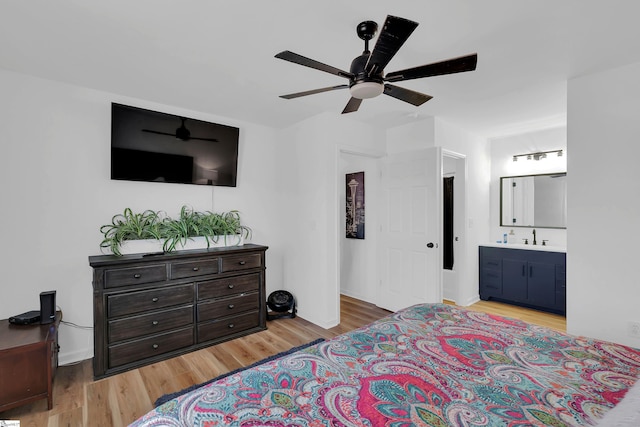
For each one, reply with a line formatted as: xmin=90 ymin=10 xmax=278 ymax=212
xmin=479 ymin=246 xmax=566 ymax=314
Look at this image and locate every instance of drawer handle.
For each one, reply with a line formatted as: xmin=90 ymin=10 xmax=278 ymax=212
xmin=192 ymin=267 xmax=199 ymax=271
xmin=228 ymin=304 xmax=235 ymax=309
xmin=152 ymin=344 xmax=159 ymax=349
xmin=133 ymin=274 xmax=141 ymax=279
xmin=228 ymin=323 xmax=235 ymax=329
xmin=152 ymin=320 xmax=159 ymax=326
xmin=152 ymin=297 xmax=159 ymax=302
xmin=228 ymin=284 xmax=235 ymax=289
xmin=238 ymin=261 xmax=246 ymax=265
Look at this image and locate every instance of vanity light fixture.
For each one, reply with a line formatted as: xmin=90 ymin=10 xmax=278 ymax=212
xmin=512 ymin=149 xmax=563 ymax=162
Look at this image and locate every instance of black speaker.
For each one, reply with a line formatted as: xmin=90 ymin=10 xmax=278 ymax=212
xmin=40 ymin=290 xmax=56 ymax=324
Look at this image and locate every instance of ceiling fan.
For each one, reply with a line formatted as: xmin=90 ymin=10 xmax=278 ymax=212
xmin=142 ymin=117 xmax=218 ymax=142
xmin=275 ymin=15 xmax=477 ymax=114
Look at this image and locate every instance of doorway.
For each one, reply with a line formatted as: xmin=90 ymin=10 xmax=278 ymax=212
xmin=337 ymin=147 xmax=458 ymax=313
xmin=442 ymin=150 xmax=467 ymax=303
xmin=338 ymin=150 xmax=381 ymax=304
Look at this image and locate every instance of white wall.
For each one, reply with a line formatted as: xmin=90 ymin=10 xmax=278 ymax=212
xmin=435 ymin=118 xmax=491 ymax=306
xmin=276 ymin=113 xmax=384 ymax=328
xmin=386 ymin=116 xmax=436 ymax=153
xmin=339 ymin=153 xmax=380 ymax=303
xmin=490 ymin=127 xmax=567 ymax=247
xmin=0 ymin=69 xmax=282 ymax=364
xmin=567 ymin=61 xmax=640 ymax=348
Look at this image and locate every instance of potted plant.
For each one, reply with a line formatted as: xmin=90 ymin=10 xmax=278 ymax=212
xmin=99 ymin=206 xmax=251 ymax=256
xmin=161 ymin=207 xmax=251 ymax=252
xmin=99 ymin=208 xmax=164 ymax=256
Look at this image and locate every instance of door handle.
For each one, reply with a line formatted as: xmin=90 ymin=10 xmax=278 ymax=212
xmin=426 ymin=242 xmax=438 ymax=248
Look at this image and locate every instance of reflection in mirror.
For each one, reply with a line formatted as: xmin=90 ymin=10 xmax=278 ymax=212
xmin=500 ymin=173 xmax=567 ymax=228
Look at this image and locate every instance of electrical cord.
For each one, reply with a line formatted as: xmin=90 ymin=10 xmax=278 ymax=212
xmin=56 ymin=306 xmax=93 ymax=330
xmin=55 ymin=306 xmax=94 ymax=366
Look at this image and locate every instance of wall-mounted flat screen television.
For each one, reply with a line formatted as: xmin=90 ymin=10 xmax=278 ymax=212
xmin=111 ymin=103 xmax=239 ymax=187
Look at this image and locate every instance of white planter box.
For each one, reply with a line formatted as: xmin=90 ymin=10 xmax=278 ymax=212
xmin=118 ymin=239 xmax=163 ymax=255
xmin=179 ymin=235 xmax=245 ymax=250
xmin=115 ymin=235 xmax=244 ymax=255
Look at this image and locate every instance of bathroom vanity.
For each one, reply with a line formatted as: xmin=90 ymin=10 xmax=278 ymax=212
xmin=479 ymin=244 xmax=566 ymax=314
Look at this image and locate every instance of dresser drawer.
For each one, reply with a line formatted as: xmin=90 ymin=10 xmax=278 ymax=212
xmin=198 ymin=293 xmax=259 ymax=322
xmin=108 ymin=305 xmax=193 ymax=343
xmin=108 ymin=327 xmax=194 ymax=369
xmin=170 ymin=258 xmax=219 ymax=280
xmin=104 ymin=264 xmax=167 ymax=288
xmin=220 ymin=254 xmax=262 ymax=273
xmin=107 ymin=284 xmax=194 ymax=318
xmin=197 ymin=273 xmax=260 ymax=300
xmin=197 ymin=311 xmax=260 ymax=343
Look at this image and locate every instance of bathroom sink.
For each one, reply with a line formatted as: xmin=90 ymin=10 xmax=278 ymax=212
xmin=483 ymin=242 xmax=566 ymax=253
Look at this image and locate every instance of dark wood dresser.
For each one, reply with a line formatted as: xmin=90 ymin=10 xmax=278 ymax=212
xmin=89 ymin=244 xmax=267 ymax=379
xmin=0 ymin=313 xmax=60 ymax=411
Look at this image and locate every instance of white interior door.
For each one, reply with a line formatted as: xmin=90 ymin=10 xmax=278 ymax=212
xmin=378 ymin=147 xmax=442 ymax=312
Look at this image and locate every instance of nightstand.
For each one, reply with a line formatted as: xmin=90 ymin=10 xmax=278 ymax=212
xmin=0 ymin=312 xmax=60 ymax=411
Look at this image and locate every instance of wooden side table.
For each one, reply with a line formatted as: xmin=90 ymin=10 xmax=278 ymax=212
xmin=0 ymin=312 xmax=60 ymax=412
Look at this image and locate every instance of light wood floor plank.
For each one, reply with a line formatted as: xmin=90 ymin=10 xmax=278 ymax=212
xmin=1 ymin=295 xmax=564 ymax=426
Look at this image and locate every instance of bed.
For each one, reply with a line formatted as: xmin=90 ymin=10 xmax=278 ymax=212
xmin=130 ymin=303 xmax=640 ymax=426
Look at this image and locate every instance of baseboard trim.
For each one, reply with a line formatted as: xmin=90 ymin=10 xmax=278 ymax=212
xmin=58 ymin=347 xmax=93 ymax=366
xmin=339 ymin=289 xmax=376 ymax=305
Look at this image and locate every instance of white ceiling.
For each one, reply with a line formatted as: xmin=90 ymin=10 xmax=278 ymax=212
xmin=2 ymin=1 xmax=640 ymax=138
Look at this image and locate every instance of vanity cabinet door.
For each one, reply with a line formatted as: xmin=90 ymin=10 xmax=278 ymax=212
xmin=502 ymin=259 xmax=527 ymax=302
xmin=555 ymin=264 xmax=566 ymax=312
xmin=527 ymin=261 xmax=556 ymax=307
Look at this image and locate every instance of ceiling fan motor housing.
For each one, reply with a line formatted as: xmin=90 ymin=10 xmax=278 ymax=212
xmin=349 ymin=53 xmax=384 ymax=99
xmin=175 ymin=118 xmax=191 ymax=141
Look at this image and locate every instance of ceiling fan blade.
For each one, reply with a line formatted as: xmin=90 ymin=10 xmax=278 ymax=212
xmin=383 ymin=84 xmax=433 ymax=106
xmin=365 ymin=15 xmax=418 ymax=75
xmin=142 ymin=129 xmax=217 ymax=142
xmin=280 ymin=84 xmax=349 ymax=99
xmin=142 ymin=129 xmax=176 ymax=137
xmin=275 ymin=51 xmax=354 ymax=79
xmin=385 ymin=53 xmax=478 ymax=83
xmin=342 ymin=97 xmax=363 ymax=114
xmin=189 ymin=137 xmax=219 ymax=142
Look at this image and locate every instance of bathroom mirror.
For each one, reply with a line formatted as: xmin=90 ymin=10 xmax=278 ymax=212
xmin=500 ymin=172 xmax=567 ymax=228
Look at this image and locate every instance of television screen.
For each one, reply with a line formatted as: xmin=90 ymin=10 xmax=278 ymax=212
xmin=111 ymin=103 xmax=239 ymax=186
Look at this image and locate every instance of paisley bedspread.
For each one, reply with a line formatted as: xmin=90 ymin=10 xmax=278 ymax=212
xmin=130 ymin=304 xmax=640 ymax=426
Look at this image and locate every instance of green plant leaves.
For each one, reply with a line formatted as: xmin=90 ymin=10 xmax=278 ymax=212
xmin=99 ymin=206 xmax=252 ymax=256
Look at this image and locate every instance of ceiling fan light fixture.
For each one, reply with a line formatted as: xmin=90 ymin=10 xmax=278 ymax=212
xmin=349 ymin=82 xmax=384 ymax=99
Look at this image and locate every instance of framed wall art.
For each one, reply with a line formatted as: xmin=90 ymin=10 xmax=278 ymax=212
xmin=346 ymin=171 xmax=365 ymax=239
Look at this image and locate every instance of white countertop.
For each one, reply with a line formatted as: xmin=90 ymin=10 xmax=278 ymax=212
xmin=482 ymin=242 xmax=566 ymax=253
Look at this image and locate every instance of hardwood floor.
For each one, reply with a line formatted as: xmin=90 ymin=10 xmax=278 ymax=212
xmin=456 ymin=299 xmax=566 ymax=332
xmin=1 ymin=296 xmax=565 ymax=426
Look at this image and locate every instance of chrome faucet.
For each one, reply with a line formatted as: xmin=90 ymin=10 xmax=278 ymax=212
xmin=532 ymin=229 xmax=537 ymax=245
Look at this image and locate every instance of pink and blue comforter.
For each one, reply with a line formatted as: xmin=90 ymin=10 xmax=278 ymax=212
xmin=131 ymin=304 xmax=640 ymax=426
